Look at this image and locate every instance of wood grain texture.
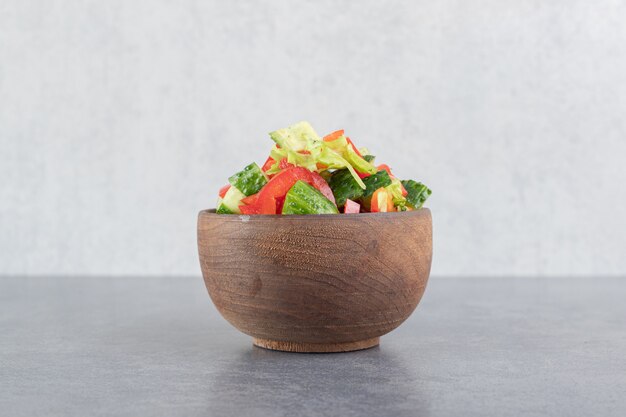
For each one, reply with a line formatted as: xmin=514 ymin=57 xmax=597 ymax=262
xmin=252 ymin=337 xmax=380 ymax=353
xmin=197 ymin=209 xmax=432 ymax=352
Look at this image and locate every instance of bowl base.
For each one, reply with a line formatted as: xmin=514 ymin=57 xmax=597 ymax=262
xmin=252 ymin=337 xmax=380 ymax=353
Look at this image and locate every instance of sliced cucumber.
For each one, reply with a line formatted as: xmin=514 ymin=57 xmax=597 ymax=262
xmin=401 ymin=180 xmax=432 ymax=209
xmin=329 ymin=168 xmax=364 ymax=208
xmin=228 ymin=162 xmax=267 ymax=196
xmin=217 ymin=186 xmax=246 ymax=214
xmin=282 ymin=181 xmax=339 ymax=215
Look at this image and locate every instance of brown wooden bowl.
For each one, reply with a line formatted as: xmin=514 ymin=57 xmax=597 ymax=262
xmin=197 ymin=209 xmax=432 ymax=353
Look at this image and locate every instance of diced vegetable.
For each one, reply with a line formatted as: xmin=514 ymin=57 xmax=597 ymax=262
xmin=362 ymin=171 xmax=392 ymax=197
xmin=328 ymin=168 xmax=364 ymax=208
xmin=282 ymin=181 xmax=339 ymax=215
xmin=318 ymin=146 xmax=366 ymax=189
xmin=216 ymin=201 xmax=234 ymax=214
xmin=241 ymin=167 xmax=336 ymax=214
xmin=214 ymin=121 xmax=432 ymax=215
xmin=270 ymin=121 xmax=321 ymax=151
xmin=386 ymin=177 xmax=408 ymax=209
xmin=228 ymin=163 xmax=268 ymax=196
xmin=401 ymin=180 xmax=432 ymax=209
xmin=371 ymin=188 xmax=394 ymax=212
xmin=217 ymin=186 xmax=246 ymax=214
xmin=344 ymin=199 xmax=360 ymax=214
xmin=309 ymin=171 xmax=336 ymax=205
xmin=261 ymin=156 xmax=275 ymax=172
xmin=344 ymin=146 xmax=377 ymax=176
xmin=241 ymin=193 xmax=259 ymax=206
xmin=218 ymin=184 xmax=231 ymax=198
xmin=323 ymin=130 xmax=344 ymax=142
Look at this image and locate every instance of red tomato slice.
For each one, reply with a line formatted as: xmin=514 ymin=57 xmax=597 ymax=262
xmin=371 ymin=188 xmax=394 ymax=213
xmin=218 ymin=184 xmax=231 ymax=198
xmin=344 ymin=199 xmax=360 ymax=214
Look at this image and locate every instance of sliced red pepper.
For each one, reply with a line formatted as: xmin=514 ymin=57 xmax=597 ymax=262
xmin=344 ymin=199 xmax=360 ymax=214
xmin=218 ymin=184 xmax=231 ymax=198
xmin=261 ymin=156 xmax=275 ymax=172
xmin=241 ymin=192 xmax=259 ymax=206
xmin=243 ymin=167 xmax=336 ymax=214
xmin=323 ymin=130 xmax=344 ymax=142
xmin=239 ymin=204 xmax=259 ymax=215
xmin=249 ymin=167 xmax=314 ymax=214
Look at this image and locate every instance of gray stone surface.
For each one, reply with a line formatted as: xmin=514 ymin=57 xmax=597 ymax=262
xmin=1 ymin=276 xmax=625 ymax=416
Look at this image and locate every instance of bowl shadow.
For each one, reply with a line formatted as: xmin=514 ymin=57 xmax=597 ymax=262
xmin=202 ymin=344 xmax=431 ymax=417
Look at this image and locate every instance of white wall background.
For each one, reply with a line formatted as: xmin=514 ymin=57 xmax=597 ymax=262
xmin=1 ymin=0 xmax=625 ymax=277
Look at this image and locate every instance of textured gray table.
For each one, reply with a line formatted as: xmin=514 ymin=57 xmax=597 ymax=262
xmin=1 ymin=277 xmax=625 ymax=417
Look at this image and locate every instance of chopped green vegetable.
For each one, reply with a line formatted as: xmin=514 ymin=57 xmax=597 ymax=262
xmin=269 ymin=121 xmax=321 ymax=152
xmin=215 ymin=121 xmax=433 ymax=215
xmin=216 ymin=203 xmax=234 ymax=214
xmin=228 ymin=162 xmax=267 ymax=196
xmin=329 ymin=169 xmax=364 ymax=208
xmin=362 ymin=171 xmax=392 ymax=197
xmin=318 ymin=146 xmax=366 ymax=189
xmin=402 ymin=180 xmax=432 ymax=209
xmin=344 ymin=146 xmax=377 ymax=175
xmin=217 ymin=186 xmax=246 ymax=214
xmin=282 ymin=180 xmax=339 ymax=215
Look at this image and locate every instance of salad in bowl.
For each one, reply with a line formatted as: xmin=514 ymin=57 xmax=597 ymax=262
xmin=215 ymin=121 xmax=431 ymax=215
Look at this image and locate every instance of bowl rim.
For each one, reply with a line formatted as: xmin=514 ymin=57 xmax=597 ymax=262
xmin=198 ymin=207 xmax=431 ymax=221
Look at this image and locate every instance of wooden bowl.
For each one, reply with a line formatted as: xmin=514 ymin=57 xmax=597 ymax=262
xmin=197 ymin=209 xmax=432 ymax=353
